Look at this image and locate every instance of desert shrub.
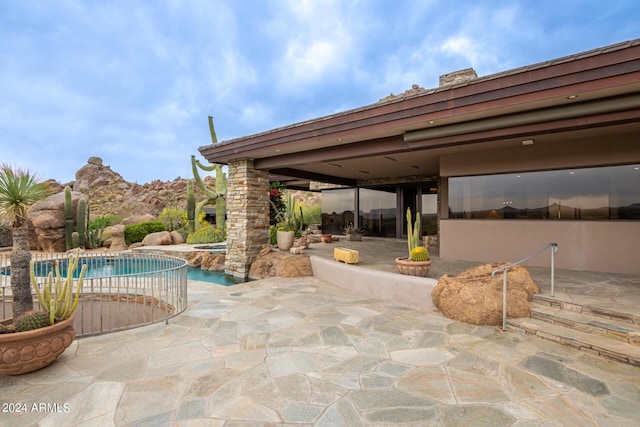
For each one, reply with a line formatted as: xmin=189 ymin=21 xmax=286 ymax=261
xmin=124 ymin=221 xmax=166 ymax=244
xmin=270 ymin=225 xmax=278 ymax=245
xmin=158 ymin=207 xmax=187 ymax=231
xmin=186 ymin=225 xmax=224 ymax=244
xmin=103 ymin=214 xmax=122 ymax=225
xmin=88 ymin=216 xmax=111 ymax=249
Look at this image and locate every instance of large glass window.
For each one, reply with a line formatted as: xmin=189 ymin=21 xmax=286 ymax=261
xmin=359 ymin=187 xmax=397 ymax=237
xmin=421 ymin=185 xmax=438 ymax=235
xmin=321 ymin=188 xmax=355 ymax=234
xmin=449 ymin=164 xmax=640 ymax=220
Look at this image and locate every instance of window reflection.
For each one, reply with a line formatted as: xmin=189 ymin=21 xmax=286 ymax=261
xmin=449 ymin=164 xmax=640 ymax=220
xmin=359 ymin=187 xmax=396 ymax=237
xmin=321 ymin=189 xmax=355 ymax=234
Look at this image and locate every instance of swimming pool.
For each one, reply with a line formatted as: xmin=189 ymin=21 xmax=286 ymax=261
xmin=3 ymin=257 xmax=248 ymax=287
xmin=0 ymin=252 xmax=188 ymax=337
xmin=186 ymin=267 xmax=250 ymax=286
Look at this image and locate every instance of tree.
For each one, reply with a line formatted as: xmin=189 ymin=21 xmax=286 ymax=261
xmin=0 ymin=165 xmax=51 ymax=318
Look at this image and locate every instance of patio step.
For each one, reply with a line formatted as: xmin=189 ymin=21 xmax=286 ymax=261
xmin=507 ymin=300 xmax=640 ymax=367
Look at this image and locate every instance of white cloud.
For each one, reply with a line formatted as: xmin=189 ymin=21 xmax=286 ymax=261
xmin=440 ymin=36 xmax=487 ymax=66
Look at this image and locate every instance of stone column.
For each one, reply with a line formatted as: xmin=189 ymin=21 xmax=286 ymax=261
xmin=225 ymin=158 xmax=270 ymax=278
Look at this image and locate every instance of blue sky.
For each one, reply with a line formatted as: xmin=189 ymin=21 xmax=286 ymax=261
xmin=1 ymin=1 xmax=639 ymax=184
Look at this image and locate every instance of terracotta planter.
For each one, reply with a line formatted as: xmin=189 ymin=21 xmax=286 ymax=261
xmin=321 ymin=234 xmax=332 ymax=243
xmin=395 ymin=257 xmax=432 ymax=277
xmin=277 ymin=230 xmax=295 ymax=250
xmin=0 ymin=315 xmax=76 ymax=375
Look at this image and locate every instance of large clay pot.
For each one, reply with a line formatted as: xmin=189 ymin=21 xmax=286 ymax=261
xmin=0 ymin=315 xmax=76 ymax=375
xmin=321 ymin=234 xmax=332 ymax=243
xmin=346 ymin=233 xmax=363 ymax=241
xmin=395 ymin=257 xmax=432 ymax=277
xmin=276 ymin=230 xmax=295 ymax=250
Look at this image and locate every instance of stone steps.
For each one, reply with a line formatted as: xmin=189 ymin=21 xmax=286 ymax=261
xmin=507 ymin=297 xmax=640 ymax=367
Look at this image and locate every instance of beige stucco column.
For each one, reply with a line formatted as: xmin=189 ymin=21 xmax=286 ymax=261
xmin=225 ymin=158 xmax=270 ymax=278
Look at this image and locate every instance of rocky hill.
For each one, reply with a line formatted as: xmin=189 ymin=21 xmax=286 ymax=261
xmin=46 ymin=156 xmax=320 ymax=220
xmin=50 ymin=156 xmax=216 ymax=218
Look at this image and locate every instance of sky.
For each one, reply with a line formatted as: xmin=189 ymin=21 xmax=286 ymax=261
xmin=1 ymin=1 xmax=639 ymax=185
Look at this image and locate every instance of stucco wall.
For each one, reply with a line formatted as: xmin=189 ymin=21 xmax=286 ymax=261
xmin=440 ymin=219 xmax=640 ymax=274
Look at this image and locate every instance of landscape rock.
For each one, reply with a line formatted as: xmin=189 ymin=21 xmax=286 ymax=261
xmin=431 ymin=263 xmax=540 ymax=326
xmin=202 ymin=253 xmax=225 ymax=271
xmin=186 ymin=251 xmax=225 ymax=271
xmin=74 ymin=156 xmax=124 ymax=193
xmin=28 ymin=190 xmax=87 ymax=252
xmin=170 ymin=230 xmax=185 ymax=245
xmin=109 ymin=224 xmax=127 ymax=251
xmin=248 ymin=251 xmax=312 ymax=279
xmin=142 ymin=231 xmax=172 ymax=246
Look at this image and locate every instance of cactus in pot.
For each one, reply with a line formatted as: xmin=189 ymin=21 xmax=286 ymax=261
xmin=396 ymin=208 xmax=431 ymax=276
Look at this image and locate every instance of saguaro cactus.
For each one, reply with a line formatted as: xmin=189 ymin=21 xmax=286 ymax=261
xmin=187 ymin=179 xmax=195 ymax=234
xmin=188 ymin=116 xmax=227 ymax=232
xmin=64 ymin=186 xmax=73 ymax=250
xmin=76 ymin=198 xmax=87 ymax=248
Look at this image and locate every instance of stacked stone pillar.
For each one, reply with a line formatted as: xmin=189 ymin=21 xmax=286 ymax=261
xmin=225 ymin=158 xmax=270 ymax=278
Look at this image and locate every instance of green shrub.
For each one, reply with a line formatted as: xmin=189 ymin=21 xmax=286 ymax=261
xmin=124 ymin=221 xmax=166 ymax=244
xmin=186 ymin=225 xmax=224 ymax=244
xmin=87 ymin=216 xmax=110 ymax=249
xmin=158 ymin=207 xmax=187 ymax=231
xmin=270 ymin=225 xmax=278 ymax=245
xmin=103 ymin=214 xmax=122 ymax=226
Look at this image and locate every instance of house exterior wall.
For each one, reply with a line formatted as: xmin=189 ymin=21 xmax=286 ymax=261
xmin=439 ymin=133 xmax=640 ymax=274
xmin=225 ymin=158 xmax=270 ymax=278
xmin=440 ymin=220 xmax=640 ymax=274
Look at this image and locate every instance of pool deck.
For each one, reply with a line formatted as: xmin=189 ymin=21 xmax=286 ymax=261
xmin=2 ymin=240 xmax=640 ymax=425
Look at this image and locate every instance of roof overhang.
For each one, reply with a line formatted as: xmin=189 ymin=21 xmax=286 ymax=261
xmin=199 ymin=39 xmax=640 ymax=189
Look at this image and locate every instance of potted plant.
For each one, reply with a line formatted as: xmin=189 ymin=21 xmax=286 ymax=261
xmin=0 ymin=249 xmax=86 ymax=375
xmin=395 ymin=208 xmax=431 ymax=277
xmin=276 ymin=191 xmax=303 ymax=250
xmin=0 ymin=165 xmax=85 ymax=375
xmin=343 ymin=223 xmax=364 ymax=241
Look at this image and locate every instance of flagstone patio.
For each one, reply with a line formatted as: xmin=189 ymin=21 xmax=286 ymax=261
xmin=2 ymin=269 xmax=639 ymax=426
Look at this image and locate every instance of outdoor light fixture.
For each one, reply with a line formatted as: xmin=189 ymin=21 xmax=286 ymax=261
xmin=522 ymin=139 xmax=534 ymax=145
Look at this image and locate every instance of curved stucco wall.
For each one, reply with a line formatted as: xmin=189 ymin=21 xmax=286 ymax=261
xmin=310 ymin=255 xmax=437 ymax=312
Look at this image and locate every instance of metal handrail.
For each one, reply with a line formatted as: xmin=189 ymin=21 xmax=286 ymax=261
xmin=1 ymin=252 xmax=188 ymax=337
xmin=492 ymin=242 xmax=558 ymax=330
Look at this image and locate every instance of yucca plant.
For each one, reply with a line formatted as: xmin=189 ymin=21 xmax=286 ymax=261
xmin=0 ymin=165 xmax=51 ymax=318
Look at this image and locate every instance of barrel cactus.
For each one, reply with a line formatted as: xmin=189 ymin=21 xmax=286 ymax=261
xmin=410 ymin=246 xmax=429 ymax=262
xmin=15 ymin=310 xmax=50 ymax=332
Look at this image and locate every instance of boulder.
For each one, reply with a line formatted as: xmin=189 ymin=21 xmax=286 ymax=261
xmin=170 ymin=230 xmax=185 ymax=245
xmin=27 ymin=190 xmax=87 ymax=252
xmin=109 ymin=224 xmax=127 ymax=251
xmin=186 ymin=251 xmax=225 ymax=271
xmin=73 ymin=157 xmax=125 ymax=192
xmin=431 ymin=263 xmax=540 ymax=326
xmin=142 ymin=231 xmax=172 ymax=246
xmin=248 ymin=251 xmax=312 ymax=279
xmin=187 ymin=251 xmax=205 ymax=267
xmin=202 ymin=253 xmax=225 ymax=271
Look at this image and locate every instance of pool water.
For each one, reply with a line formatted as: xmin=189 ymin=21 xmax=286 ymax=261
xmin=186 ymin=267 xmax=249 ymax=286
xmin=4 ymin=258 xmax=170 ymax=279
xmin=2 ymin=258 xmax=247 ymax=287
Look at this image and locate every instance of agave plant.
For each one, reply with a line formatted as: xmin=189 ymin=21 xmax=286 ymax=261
xmin=31 ymin=249 xmax=86 ymax=325
xmin=0 ymin=165 xmax=51 ymax=318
